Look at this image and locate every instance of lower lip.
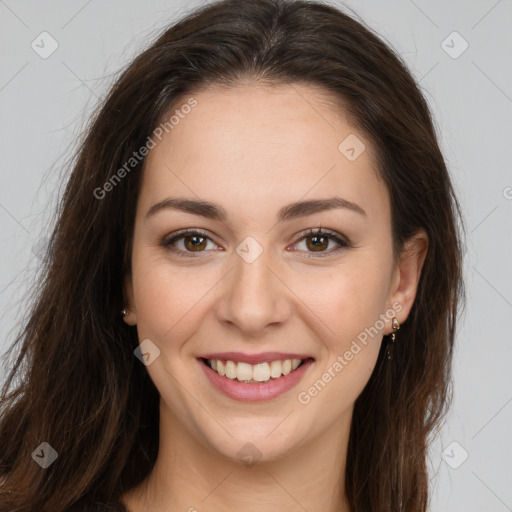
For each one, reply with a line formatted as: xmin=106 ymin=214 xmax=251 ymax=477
xmin=198 ymin=358 xmax=314 ymax=402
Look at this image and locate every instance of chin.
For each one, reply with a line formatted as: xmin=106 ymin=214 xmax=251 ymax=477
xmin=199 ymin=417 xmax=305 ymax=466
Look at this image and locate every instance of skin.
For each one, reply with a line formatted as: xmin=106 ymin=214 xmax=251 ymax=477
xmin=121 ymin=82 xmax=428 ymax=512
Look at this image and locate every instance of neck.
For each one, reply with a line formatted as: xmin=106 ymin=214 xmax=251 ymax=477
xmin=122 ymin=401 xmax=352 ymax=512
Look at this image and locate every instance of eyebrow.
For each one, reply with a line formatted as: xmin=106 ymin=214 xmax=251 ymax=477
xmin=145 ymin=196 xmax=367 ymax=222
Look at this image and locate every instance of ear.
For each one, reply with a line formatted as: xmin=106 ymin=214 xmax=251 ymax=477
xmin=122 ymin=272 xmax=137 ymax=326
xmin=387 ymin=229 xmax=429 ymax=332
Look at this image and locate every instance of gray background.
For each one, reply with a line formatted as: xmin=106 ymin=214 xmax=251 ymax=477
xmin=1 ymin=1 xmax=511 ymax=510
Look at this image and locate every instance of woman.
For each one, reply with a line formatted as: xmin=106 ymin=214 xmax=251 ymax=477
xmin=0 ymin=0 xmax=464 ymax=510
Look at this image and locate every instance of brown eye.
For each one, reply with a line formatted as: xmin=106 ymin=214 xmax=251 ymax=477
xmin=291 ymin=228 xmax=350 ymax=257
xmin=305 ymin=232 xmax=330 ymax=252
xmin=183 ymin=234 xmax=208 ymax=251
xmin=163 ymin=230 xmax=218 ymax=257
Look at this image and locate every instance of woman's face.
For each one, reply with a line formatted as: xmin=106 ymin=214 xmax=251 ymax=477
xmin=124 ymin=82 xmax=424 ymax=463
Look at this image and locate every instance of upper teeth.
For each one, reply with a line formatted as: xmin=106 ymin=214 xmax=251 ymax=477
xmin=208 ymin=358 xmax=302 ymax=382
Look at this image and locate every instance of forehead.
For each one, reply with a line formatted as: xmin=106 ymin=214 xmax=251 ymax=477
xmin=139 ymin=82 xmax=389 ymax=224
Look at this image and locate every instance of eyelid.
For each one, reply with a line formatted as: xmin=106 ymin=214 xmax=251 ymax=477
xmin=163 ymin=227 xmax=215 ymax=243
xmin=293 ymin=227 xmax=350 ymax=246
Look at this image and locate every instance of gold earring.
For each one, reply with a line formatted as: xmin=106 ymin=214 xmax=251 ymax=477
xmin=386 ymin=317 xmax=400 ymax=360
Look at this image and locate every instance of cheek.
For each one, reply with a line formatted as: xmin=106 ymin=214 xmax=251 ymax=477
xmin=299 ymin=260 xmax=391 ymax=346
xmin=130 ymin=252 xmax=216 ymax=345
xmin=294 ymin=265 xmax=389 ymax=421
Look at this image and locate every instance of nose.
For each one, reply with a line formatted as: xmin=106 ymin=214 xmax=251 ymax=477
xmin=215 ymin=242 xmax=292 ymax=336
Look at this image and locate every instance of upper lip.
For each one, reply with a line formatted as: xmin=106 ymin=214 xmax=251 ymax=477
xmin=199 ymin=352 xmax=314 ymax=365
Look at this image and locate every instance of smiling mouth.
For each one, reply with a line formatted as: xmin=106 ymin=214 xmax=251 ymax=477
xmin=200 ymin=357 xmax=313 ymax=383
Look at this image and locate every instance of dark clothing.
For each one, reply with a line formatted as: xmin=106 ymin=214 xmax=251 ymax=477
xmin=66 ymin=500 xmax=129 ymax=512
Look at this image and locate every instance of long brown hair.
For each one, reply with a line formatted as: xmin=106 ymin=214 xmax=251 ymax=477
xmin=0 ymin=1 xmax=465 ymax=510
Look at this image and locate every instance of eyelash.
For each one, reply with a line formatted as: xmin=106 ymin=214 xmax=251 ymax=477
xmin=161 ymin=227 xmax=350 ymax=259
